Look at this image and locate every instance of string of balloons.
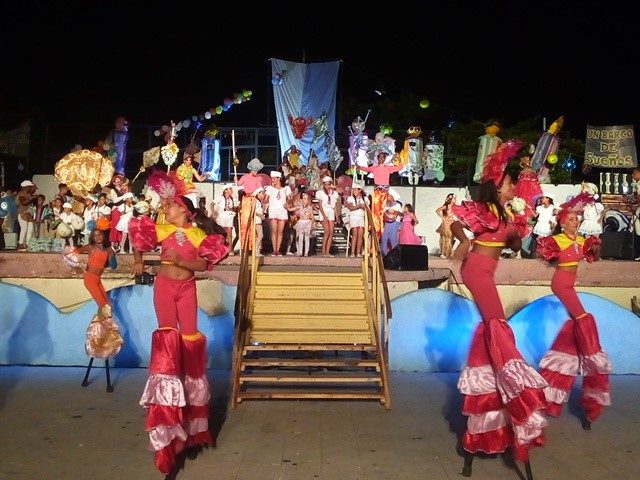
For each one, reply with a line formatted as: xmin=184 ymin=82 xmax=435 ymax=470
xmin=153 ymin=89 xmax=253 ymax=137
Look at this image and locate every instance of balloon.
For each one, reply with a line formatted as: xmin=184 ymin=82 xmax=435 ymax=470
xmin=0 ymin=195 xmax=17 ymax=218
xmin=380 ymin=123 xmax=393 ymax=135
xmin=419 ymin=99 xmax=430 ymax=109
xmin=312 ymin=113 xmax=329 ymax=144
xmin=351 ymin=116 xmax=366 ymax=134
xmin=328 ymin=148 xmax=343 ymax=172
xmin=215 ymin=106 xmax=223 ymax=114
xmin=271 ymin=73 xmax=285 ymax=86
xmin=204 ymin=111 xmax=211 ymax=119
xmin=547 ymin=154 xmax=558 ymax=164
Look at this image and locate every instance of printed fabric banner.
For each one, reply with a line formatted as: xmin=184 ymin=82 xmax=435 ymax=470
xmin=270 ymin=58 xmax=340 ymax=166
xmin=584 ymin=124 xmax=637 ymax=168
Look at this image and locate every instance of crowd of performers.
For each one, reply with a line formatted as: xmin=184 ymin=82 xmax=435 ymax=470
xmin=0 ymin=145 xmax=632 ymax=479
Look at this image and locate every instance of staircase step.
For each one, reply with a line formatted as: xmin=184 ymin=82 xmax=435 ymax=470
xmin=249 ymin=331 xmax=372 ymax=344
xmin=239 ymin=373 xmax=382 ymax=384
xmin=256 ymin=272 xmax=362 ymax=287
xmin=237 ymin=389 xmax=384 ymax=401
xmin=252 ymin=300 xmax=366 ymax=315
xmin=254 ymin=287 xmax=365 ymax=301
xmin=240 ymin=358 xmax=379 ymax=368
xmin=243 ymin=343 xmax=377 ymax=352
xmin=250 ymin=316 xmax=370 ymax=330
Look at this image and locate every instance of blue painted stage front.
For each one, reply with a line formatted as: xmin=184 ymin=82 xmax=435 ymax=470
xmin=1 ymin=283 xmax=638 ymax=374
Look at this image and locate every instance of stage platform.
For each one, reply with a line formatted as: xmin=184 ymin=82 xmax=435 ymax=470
xmin=1 ymin=251 xmax=638 ymax=287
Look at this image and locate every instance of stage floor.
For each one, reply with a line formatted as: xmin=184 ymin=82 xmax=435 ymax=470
xmin=0 ymin=366 xmax=638 ymax=480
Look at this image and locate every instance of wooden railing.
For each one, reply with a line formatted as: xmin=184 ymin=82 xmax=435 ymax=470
xmin=362 ymin=204 xmax=392 ymax=356
xmin=230 ymin=198 xmax=258 ymax=406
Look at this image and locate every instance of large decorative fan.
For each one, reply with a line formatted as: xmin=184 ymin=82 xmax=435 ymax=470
xmin=54 ymin=149 xmax=114 ymax=197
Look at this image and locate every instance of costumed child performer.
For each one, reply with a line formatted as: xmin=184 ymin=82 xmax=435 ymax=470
xmin=536 ymin=192 xmax=611 ymax=430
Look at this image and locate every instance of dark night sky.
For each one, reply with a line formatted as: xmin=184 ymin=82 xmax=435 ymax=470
xmin=2 ymin=1 xmax=638 ymax=149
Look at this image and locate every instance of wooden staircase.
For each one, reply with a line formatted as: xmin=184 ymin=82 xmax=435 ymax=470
xmin=231 ymin=265 xmax=391 ymax=408
xmin=231 ymin=203 xmax=392 ymax=409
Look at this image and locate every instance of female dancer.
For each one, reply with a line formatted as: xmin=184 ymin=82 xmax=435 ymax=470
xmin=213 ymin=183 xmax=237 ymax=250
xmin=577 ymin=183 xmax=604 ymax=238
xmin=532 ymin=193 xmax=558 ymax=239
xmin=264 ymin=171 xmax=292 ymax=256
xmin=107 ymin=174 xmax=129 ymax=253
xmin=450 ymin=140 xmax=547 ymax=478
xmin=130 ymin=170 xmax=229 ymax=477
xmin=435 ymin=193 xmax=456 ymax=258
xmin=315 ymin=176 xmax=341 ymax=257
xmin=398 ymin=203 xmax=421 ymax=245
xmin=514 ymin=154 xmax=542 ymax=210
xmin=536 ymin=193 xmax=610 ymax=430
xmin=345 ymin=181 xmax=368 ymax=257
xmin=291 ymin=192 xmax=315 ymax=257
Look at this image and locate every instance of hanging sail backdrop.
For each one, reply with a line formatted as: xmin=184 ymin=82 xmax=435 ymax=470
xmin=270 ymin=58 xmax=340 ymax=165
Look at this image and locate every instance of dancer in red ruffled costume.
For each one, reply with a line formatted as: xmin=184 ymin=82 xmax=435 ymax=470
xmin=536 ymin=192 xmax=611 ymax=430
xmin=514 ymin=154 xmax=543 ymax=209
xmin=130 ymin=170 xmax=229 ymax=477
xmin=450 ymin=140 xmax=547 ymax=479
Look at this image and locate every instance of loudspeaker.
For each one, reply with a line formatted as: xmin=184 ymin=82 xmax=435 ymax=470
xmin=383 ymin=244 xmax=428 ymax=270
xmin=600 ymin=231 xmax=634 ymax=260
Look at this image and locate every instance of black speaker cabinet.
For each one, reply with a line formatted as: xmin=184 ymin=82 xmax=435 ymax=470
xmin=383 ymin=244 xmax=428 ymax=270
xmin=600 ymin=231 xmax=634 ymax=260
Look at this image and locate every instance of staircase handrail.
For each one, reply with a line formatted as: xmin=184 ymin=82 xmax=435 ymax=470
xmin=363 ymin=203 xmax=392 ymax=352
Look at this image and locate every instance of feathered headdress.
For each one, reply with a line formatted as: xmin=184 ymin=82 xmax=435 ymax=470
xmin=146 ymin=169 xmax=187 ymax=201
xmin=482 ymin=139 xmax=524 ymax=186
xmin=556 ymin=192 xmax=595 ymax=226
